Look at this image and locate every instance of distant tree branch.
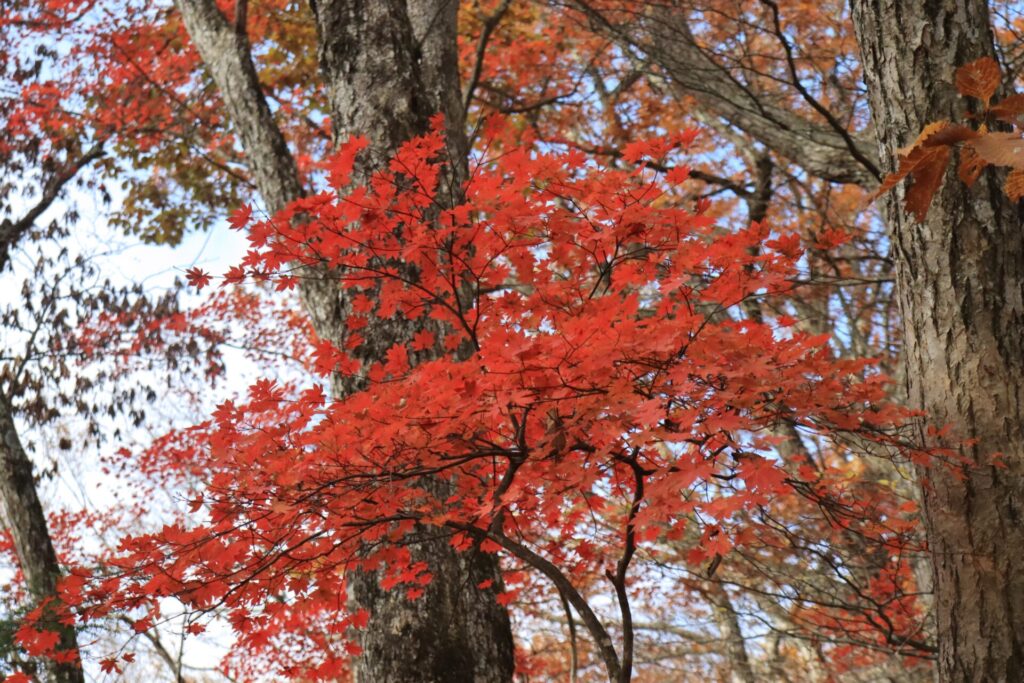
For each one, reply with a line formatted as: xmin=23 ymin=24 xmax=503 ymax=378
xmin=0 ymin=142 xmax=105 ymax=271
xmin=463 ymin=0 xmax=513 ymax=115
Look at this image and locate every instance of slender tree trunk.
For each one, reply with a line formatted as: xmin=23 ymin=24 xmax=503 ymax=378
xmin=703 ymin=583 xmax=756 ymax=683
xmin=174 ymin=1 xmax=514 ymax=680
xmin=0 ymin=392 xmax=83 ymax=683
xmin=850 ymin=1 xmax=1024 ymax=680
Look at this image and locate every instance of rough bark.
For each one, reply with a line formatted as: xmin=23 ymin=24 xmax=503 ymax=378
xmin=312 ymin=4 xmax=513 ymax=679
xmin=174 ymin=1 xmax=514 ymax=680
xmin=315 ymin=0 xmax=469 ymax=175
xmin=310 ymin=0 xmax=472 ymax=394
xmin=173 ymin=0 xmax=304 ymax=211
xmin=0 ymin=392 xmax=83 ymax=683
xmin=849 ymin=1 xmax=1024 ymax=680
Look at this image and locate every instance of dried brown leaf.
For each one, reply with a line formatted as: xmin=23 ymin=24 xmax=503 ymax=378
xmin=874 ymin=141 xmax=952 ymax=222
xmin=955 ymin=57 xmax=1001 ymax=107
xmin=969 ymin=132 xmax=1024 ymax=169
xmin=958 ymin=144 xmax=986 ymax=187
xmin=922 ymin=124 xmax=980 ymax=147
xmin=898 ymin=121 xmax=951 ymax=156
xmin=1005 ymin=168 xmax=1024 ymax=201
xmin=989 ymin=93 xmax=1024 ymax=123
xmin=905 ymin=146 xmax=951 ymax=222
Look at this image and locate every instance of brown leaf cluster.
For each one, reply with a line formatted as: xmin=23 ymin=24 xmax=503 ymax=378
xmin=877 ymin=57 xmax=1024 ymax=220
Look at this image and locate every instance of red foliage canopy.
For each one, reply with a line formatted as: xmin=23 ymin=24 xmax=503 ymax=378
xmin=22 ymin=118 xmax=931 ymax=681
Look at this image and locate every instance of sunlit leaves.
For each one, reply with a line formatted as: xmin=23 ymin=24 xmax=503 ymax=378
xmin=45 ymin=122 xmax=934 ymax=681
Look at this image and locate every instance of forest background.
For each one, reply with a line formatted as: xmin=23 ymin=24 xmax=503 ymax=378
xmin=1 ymin=1 xmax=1023 ymax=682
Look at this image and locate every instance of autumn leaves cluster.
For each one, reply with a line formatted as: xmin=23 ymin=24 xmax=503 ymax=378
xmin=879 ymin=57 xmax=1024 ymax=220
xmin=32 ymin=117 xmax=933 ymax=679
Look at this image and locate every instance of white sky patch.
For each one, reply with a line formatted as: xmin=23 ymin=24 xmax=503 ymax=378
xmin=1 ymin=185 xmax=257 ymax=680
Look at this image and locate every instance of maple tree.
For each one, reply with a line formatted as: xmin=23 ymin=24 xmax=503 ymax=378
xmin=487 ymin=2 xmax=1024 ymax=679
xmin=457 ymin=3 xmax=928 ymax=679
xmin=14 ymin=121 xmax=935 ymax=683
xmin=2 ymin=1 xmax=1024 ymax=682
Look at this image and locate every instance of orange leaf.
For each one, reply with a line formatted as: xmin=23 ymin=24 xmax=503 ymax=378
xmin=989 ymin=93 xmax=1024 ymax=123
xmin=955 ymin=57 xmax=1001 ymax=106
xmin=897 ymin=120 xmax=950 ymax=156
xmin=905 ymin=145 xmax=951 ymax=222
xmin=921 ymin=124 xmax=979 ymax=147
xmin=880 ymin=121 xmax=972 ymax=206
xmin=969 ymin=132 xmax=1024 ymax=169
xmin=874 ymin=141 xmax=951 ymax=221
xmin=1005 ymin=168 xmax=1024 ymax=201
xmin=957 ymin=144 xmax=986 ymax=187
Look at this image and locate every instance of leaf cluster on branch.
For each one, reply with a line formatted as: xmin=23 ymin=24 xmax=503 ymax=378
xmin=14 ymin=117 xmax=941 ymax=682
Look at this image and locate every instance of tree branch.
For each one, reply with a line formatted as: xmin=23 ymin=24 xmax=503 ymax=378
xmin=569 ymin=1 xmax=880 ymax=186
xmin=759 ymin=0 xmax=881 ymax=181
xmin=448 ymin=522 xmax=622 ymax=682
xmin=463 ymin=0 xmax=513 ymax=115
xmin=0 ymin=142 xmax=105 ymax=271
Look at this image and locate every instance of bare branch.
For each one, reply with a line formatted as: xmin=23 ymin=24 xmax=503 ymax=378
xmin=0 ymin=142 xmax=105 ymax=271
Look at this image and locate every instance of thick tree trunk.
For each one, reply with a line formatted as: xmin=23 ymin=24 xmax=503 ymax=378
xmin=174 ymin=1 xmax=514 ymax=680
xmin=0 ymin=392 xmax=83 ymax=683
xmin=850 ymin=1 xmax=1024 ymax=680
xmin=310 ymin=5 xmax=514 ymax=678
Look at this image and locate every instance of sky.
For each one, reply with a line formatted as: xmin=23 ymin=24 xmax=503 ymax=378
xmin=1 ymin=185 xmax=255 ymax=680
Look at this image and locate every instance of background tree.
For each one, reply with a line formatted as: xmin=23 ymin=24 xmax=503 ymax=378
xmin=1 ymin=3 xmax=272 ymax=680
xmin=59 ymin=123 xmax=932 ymax=683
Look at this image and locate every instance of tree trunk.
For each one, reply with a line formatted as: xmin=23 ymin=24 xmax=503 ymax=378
xmin=703 ymin=583 xmax=756 ymax=683
xmin=174 ymin=1 xmax=514 ymax=680
xmin=0 ymin=392 xmax=84 ymax=683
xmin=850 ymin=1 xmax=1024 ymax=680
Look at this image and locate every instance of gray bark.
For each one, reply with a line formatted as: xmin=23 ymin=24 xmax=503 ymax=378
xmin=703 ymin=583 xmax=756 ymax=683
xmin=0 ymin=392 xmax=83 ymax=683
xmin=849 ymin=1 xmax=1024 ymax=680
xmin=173 ymin=0 xmax=304 ymax=212
xmin=174 ymin=1 xmax=514 ymax=680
